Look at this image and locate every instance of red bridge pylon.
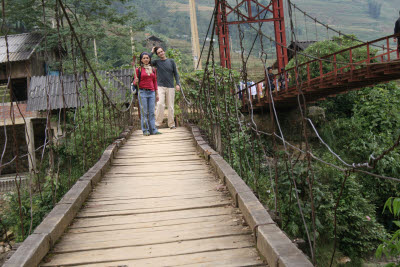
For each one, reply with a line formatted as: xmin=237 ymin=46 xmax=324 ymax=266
xmin=215 ymin=0 xmax=288 ymax=70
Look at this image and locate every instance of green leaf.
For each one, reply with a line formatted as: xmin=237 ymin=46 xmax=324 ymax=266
xmin=383 ymin=197 xmax=393 ymax=214
xmin=393 ymin=198 xmax=400 ymax=217
xmin=375 ymin=244 xmax=384 ymax=258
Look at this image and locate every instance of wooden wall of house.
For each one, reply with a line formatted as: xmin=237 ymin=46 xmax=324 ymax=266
xmin=0 ymin=119 xmax=47 ymax=175
xmin=0 ymin=53 xmax=46 ymax=81
xmin=0 ymin=124 xmax=29 ymax=175
xmin=0 ymin=61 xmax=27 ymax=80
xmin=30 ymin=53 xmax=46 ymax=77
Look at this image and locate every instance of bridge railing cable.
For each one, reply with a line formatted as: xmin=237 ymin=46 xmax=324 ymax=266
xmin=177 ymin=1 xmax=400 ymax=266
xmin=0 ymin=0 xmax=139 ymax=244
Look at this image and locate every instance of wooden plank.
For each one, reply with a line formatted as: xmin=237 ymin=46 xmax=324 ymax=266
xmin=120 ymin=141 xmax=195 ymax=149
xmin=89 ymin=185 xmax=219 ymax=198
xmin=68 ymin=214 xmax=238 ymax=234
xmin=42 ymin=235 xmax=256 ymax=266
xmin=125 ymin=137 xmax=193 ymax=142
xmin=76 ymin=198 xmax=232 ymax=218
xmin=81 ymin=195 xmax=229 ymax=212
xmin=69 ymin=206 xmax=235 ymax=229
xmin=100 ymin=174 xmax=216 ymax=182
xmin=93 ymin=177 xmax=217 ymax=188
xmin=80 ymin=248 xmax=263 ymax=267
xmin=114 ymin=151 xmax=198 ymax=159
xmin=97 ymin=176 xmax=217 ymax=186
xmin=112 ymin=154 xmax=202 ymax=163
xmin=111 ymin=161 xmax=207 ymax=168
xmin=107 ymin=168 xmax=209 ymax=176
xmin=110 ymin=161 xmax=208 ymax=168
xmin=85 ymin=192 xmax=223 ymax=206
xmin=117 ymin=147 xmax=197 ymax=154
xmin=87 ymin=188 xmax=225 ymax=202
xmin=53 ymin=223 xmax=251 ymax=253
xmin=103 ymin=169 xmax=213 ymax=177
xmin=120 ymin=139 xmax=194 ymax=145
xmin=118 ymin=143 xmax=195 ymax=148
xmin=117 ymin=148 xmax=196 ymax=154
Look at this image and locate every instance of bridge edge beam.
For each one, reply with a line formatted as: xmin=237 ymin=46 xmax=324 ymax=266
xmin=3 ymin=126 xmax=135 ymax=267
xmin=188 ymin=124 xmax=313 ymax=267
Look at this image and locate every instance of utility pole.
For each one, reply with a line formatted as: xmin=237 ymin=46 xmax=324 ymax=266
xmin=189 ymin=0 xmax=202 ymax=70
xmin=93 ymin=39 xmax=98 ymax=64
xmin=130 ymin=28 xmax=135 ymax=58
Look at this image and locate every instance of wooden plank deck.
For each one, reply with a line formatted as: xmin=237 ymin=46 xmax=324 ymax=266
xmin=41 ymin=127 xmax=265 ymax=267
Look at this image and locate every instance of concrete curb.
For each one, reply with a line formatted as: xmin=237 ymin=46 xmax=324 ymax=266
xmin=3 ymin=126 xmax=135 ymax=267
xmin=187 ymin=124 xmax=313 ymax=267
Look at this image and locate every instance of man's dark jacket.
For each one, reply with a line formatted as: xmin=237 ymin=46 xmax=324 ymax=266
xmin=395 ymin=17 xmax=400 ymax=36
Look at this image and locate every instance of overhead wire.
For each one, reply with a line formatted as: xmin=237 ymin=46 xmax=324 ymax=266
xmin=222 ymin=1 xmax=397 ymax=68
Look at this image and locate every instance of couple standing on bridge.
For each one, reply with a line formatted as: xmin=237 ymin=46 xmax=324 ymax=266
xmin=133 ymin=47 xmax=181 ymax=136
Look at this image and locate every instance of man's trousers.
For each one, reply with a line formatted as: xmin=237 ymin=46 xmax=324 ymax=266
xmin=155 ymin=86 xmax=175 ymax=128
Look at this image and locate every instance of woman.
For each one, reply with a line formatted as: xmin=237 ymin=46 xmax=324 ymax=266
xmin=134 ymin=52 xmax=161 ymax=136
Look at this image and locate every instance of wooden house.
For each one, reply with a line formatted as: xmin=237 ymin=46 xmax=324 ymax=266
xmin=0 ymin=33 xmax=45 ymax=103
xmin=144 ymin=35 xmax=165 ymax=51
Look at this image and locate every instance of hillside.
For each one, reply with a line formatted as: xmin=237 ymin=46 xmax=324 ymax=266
xmin=132 ymin=0 xmax=398 ymax=42
xmin=131 ymin=0 xmax=399 ymax=74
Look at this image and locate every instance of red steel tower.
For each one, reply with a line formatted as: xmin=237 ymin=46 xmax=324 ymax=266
xmin=215 ymin=0 xmax=288 ymax=70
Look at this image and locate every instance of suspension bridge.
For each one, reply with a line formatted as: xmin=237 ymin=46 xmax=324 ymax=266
xmin=250 ymin=34 xmax=400 ymax=108
xmin=1 ymin=0 xmax=400 ymax=266
xmin=38 ymin=128 xmax=266 ymax=266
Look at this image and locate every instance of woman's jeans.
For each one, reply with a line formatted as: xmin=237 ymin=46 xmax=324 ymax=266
xmin=138 ymin=89 xmax=158 ymax=134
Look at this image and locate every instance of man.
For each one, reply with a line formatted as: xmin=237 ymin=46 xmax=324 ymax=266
xmin=250 ymin=81 xmax=257 ymax=100
xmin=395 ymin=11 xmax=400 ymax=53
xmin=278 ymin=68 xmax=287 ymax=90
xmin=151 ymin=47 xmax=181 ymax=129
xmin=266 ymin=67 xmax=275 ymax=91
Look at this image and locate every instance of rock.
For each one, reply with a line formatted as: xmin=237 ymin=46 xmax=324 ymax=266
xmin=338 ymin=256 xmax=351 ymax=264
xmin=293 ymin=238 xmax=307 ymax=252
xmin=307 ymin=106 xmax=325 ymax=124
xmin=267 ymin=209 xmax=282 ymax=225
xmin=216 ymin=184 xmax=226 ymax=191
xmin=6 ymin=231 xmax=13 ymax=238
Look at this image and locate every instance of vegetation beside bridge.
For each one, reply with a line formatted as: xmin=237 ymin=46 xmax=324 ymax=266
xmin=177 ymin=35 xmax=400 ymax=265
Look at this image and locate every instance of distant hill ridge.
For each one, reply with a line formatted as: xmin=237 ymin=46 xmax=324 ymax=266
xmin=133 ymin=0 xmax=398 ymax=42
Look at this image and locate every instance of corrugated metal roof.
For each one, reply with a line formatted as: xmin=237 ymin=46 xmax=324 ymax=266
xmin=27 ymin=69 xmax=134 ymax=111
xmin=0 ymin=33 xmax=43 ymax=63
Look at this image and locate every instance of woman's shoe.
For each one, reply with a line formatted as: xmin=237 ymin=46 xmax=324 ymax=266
xmin=152 ymin=131 xmax=162 ymax=135
xmin=143 ymin=132 xmax=150 ymax=136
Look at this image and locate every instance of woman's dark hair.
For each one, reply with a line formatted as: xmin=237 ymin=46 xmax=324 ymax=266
xmin=139 ymin=52 xmax=152 ymax=66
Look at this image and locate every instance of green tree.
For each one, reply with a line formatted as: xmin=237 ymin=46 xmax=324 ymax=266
xmin=376 ymin=197 xmax=400 ymax=267
xmin=0 ymin=0 xmax=149 ymax=70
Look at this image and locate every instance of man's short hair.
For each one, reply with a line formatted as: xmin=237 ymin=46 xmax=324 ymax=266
xmin=155 ymin=47 xmax=164 ymax=55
